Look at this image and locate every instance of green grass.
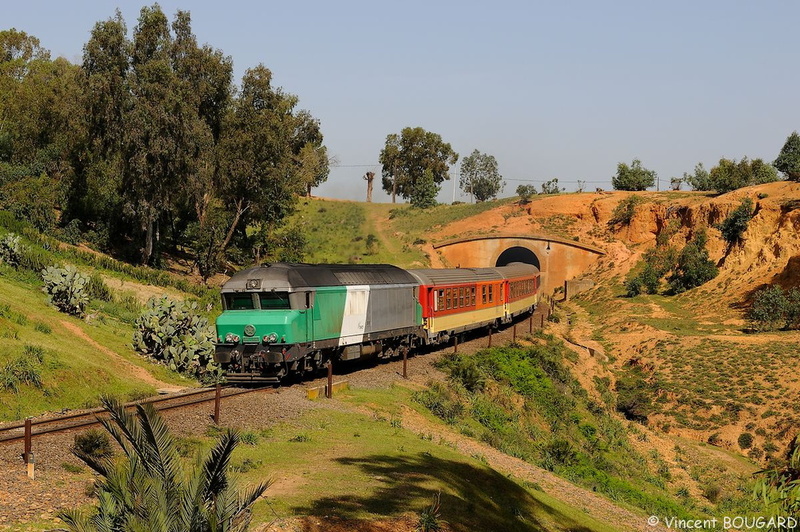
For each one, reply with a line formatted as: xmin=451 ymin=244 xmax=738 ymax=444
xmin=0 ymin=274 xmax=191 ymax=420
xmin=229 ymin=386 xmax=617 ymax=532
xmin=388 ymin=197 xmax=516 ymax=244
xmin=287 ymin=199 xmax=429 ymax=267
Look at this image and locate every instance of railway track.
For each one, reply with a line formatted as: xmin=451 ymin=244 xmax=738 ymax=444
xmin=0 ymin=302 xmax=553 ymax=446
xmin=0 ymin=386 xmax=273 ymax=445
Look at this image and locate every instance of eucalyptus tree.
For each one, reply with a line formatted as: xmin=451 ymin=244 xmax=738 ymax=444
xmin=459 ymin=149 xmax=504 ymax=202
xmin=379 ymin=126 xmax=458 ymax=203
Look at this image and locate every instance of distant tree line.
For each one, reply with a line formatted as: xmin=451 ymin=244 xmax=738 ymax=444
xmin=612 ymin=131 xmax=800 ymax=193
xmin=0 ymin=6 xmax=328 ymax=279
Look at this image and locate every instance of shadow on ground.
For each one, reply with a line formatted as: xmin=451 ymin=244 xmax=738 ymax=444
xmin=291 ymin=451 xmax=598 ymax=532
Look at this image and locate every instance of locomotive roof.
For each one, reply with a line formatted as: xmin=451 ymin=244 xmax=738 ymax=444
xmin=221 ymin=263 xmax=418 ymax=292
xmin=407 ymin=262 xmax=539 ymax=286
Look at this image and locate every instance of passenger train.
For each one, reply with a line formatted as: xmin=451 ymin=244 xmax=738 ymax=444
xmin=213 ymin=262 xmax=540 ymax=383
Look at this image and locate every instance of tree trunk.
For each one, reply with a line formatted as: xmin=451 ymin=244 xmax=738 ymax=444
xmin=142 ymin=210 xmax=154 ymax=265
xmin=365 ymin=172 xmax=374 ymax=202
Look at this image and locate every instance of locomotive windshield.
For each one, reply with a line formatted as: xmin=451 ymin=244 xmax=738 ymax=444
xmin=224 ymin=293 xmax=255 ymax=310
xmin=259 ymin=291 xmax=291 ymax=309
xmin=223 ymin=291 xmax=291 ymax=310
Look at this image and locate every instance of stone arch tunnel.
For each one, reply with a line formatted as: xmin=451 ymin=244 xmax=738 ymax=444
xmin=432 ymin=234 xmax=605 ymax=294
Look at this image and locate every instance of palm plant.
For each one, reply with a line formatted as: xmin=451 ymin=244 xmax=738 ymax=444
xmin=58 ymin=396 xmax=270 ymax=531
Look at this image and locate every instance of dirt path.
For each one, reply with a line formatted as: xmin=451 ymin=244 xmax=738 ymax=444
xmin=60 ymin=320 xmax=183 ymax=392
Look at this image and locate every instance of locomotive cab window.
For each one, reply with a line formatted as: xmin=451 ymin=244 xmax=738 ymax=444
xmin=224 ymin=293 xmax=256 ymax=310
xmin=259 ymin=291 xmax=291 ymax=309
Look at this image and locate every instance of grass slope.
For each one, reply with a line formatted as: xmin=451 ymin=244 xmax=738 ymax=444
xmin=0 ymin=273 xmax=191 ymax=420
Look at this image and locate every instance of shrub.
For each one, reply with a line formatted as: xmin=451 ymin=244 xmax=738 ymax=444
xmin=540 ymin=178 xmax=564 ymax=195
xmin=540 ymin=439 xmax=577 ymax=471
xmin=365 ymin=234 xmax=378 ymax=255
xmin=608 ymin=195 xmax=645 ymax=227
xmin=132 ymin=295 xmax=219 ymax=380
xmin=413 ymin=382 xmax=464 ymax=424
xmin=625 ymin=245 xmax=678 ymax=296
xmin=516 ymin=184 xmax=537 ymax=203
xmin=737 ymin=432 xmax=754 ymax=450
xmin=616 ymin=371 xmax=653 ymax=422
xmin=701 ymin=483 xmax=721 ymax=503
xmin=667 ymin=230 xmax=718 ymax=294
xmin=444 ymin=354 xmax=485 ymax=392
xmin=42 ymin=265 xmax=89 ymax=317
xmin=86 ymin=272 xmax=113 ymax=302
xmin=747 ymin=285 xmax=800 ymax=331
xmin=717 ymin=198 xmax=754 ymax=246
xmin=73 ymin=429 xmax=114 ymax=461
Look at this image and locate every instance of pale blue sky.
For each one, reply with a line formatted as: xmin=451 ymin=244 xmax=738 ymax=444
xmin=6 ymin=1 xmax=800 ymax=202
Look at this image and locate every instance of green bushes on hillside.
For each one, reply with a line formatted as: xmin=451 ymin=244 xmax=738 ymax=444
xmin=748 ymin=285 xmax=800 ymax=331
xmin=717 ymin=198 xmax=754 ymax=246
xmin=416 ymin=335 xmax=693 ymax=519
xmin=625 ymin=230 xmax=717 ymax=296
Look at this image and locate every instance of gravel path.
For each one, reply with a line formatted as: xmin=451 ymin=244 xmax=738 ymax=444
xmin=0 ymin=312 xmax=660 ymax=531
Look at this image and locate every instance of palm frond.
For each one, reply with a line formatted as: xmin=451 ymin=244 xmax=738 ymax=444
xmin=202 ymin=429 xmax=238 ymax=499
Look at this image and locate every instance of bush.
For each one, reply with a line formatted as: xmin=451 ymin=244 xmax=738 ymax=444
xmin=624 ymin=243 xmax=678 ymax=296
xmin=413 ymin=382 xmax=464 ymax=424
xmin=132 ymin=295 xmax=219 ymax=380
xmin=616 ymin=371 xmax=653 ymax=422
xmin=608 ymin=195 xmax=645 ymax=227
xmin=42 ymin=265 xmax=89 ymax=317
xmin=748 ymin=285 xmax=800 ymax=331
xmin=86 ymin=272 xmax=113 ymax=302
xmin=73 ymin=429 xmax=114 ymax=461
xmin=717 ymin=198 xmax=754 ymax=245
xmin=738 ymin=432 xmax=754 ymax=449
xmin=516 ymin=184 xmax=537 ymax=203
xmin=540 ymin=178 xmax=564 ymax=195
xmin=667 ymin=230 xmax=718 ymax=294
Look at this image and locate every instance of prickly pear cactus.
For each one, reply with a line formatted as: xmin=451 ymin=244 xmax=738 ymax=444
xmin=133 ymin=295 xmax=219 ymax=381
xmin=0 ymin=233 xmax=23 ymax=267
xmin=41 ymin=265 xmax=89 ymax=317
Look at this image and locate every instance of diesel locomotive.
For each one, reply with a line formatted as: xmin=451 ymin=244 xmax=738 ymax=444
xmin=213 ymin=262 xmax=540 ymax=383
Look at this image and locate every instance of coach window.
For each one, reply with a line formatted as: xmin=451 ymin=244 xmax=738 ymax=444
xmin=437 ymin=289 xmax=444 ymax=311
xmin=488 ymin=284 xmax=493 ymax=303
xmin=458 ymin=287 xmax=464 ymax=308
xmin=481 ymin=285 xmax=487 ymax=304
xmin=446 ymin=288 xmax=452 ymax=310
xmin=471 ymin=286 xmax=476 ymax=306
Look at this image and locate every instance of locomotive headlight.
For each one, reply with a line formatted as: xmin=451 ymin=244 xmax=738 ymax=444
xmin=265 ymin=332 xmax=278 ymax=343
xmin=225 ymin=332 xmax=240 ymax=344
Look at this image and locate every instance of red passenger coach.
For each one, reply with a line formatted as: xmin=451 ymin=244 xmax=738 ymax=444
xmin=408 ymin=263 xmax=540 ymax=344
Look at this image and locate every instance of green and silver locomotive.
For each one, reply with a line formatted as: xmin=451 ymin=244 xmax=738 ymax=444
xmin=214 ymin=263 xmax=423 ymax=383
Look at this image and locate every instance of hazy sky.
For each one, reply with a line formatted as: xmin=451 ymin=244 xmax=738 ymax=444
xmin=7 ymin=1 xmax=800 ymax=203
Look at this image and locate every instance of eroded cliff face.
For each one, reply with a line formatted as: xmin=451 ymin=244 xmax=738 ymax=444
xmin=582 ymin=182 xmax=800 ymax=302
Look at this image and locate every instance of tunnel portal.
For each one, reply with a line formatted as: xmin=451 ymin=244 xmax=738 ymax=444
xmin=495 ymin=246 xmax=541 ymax=270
